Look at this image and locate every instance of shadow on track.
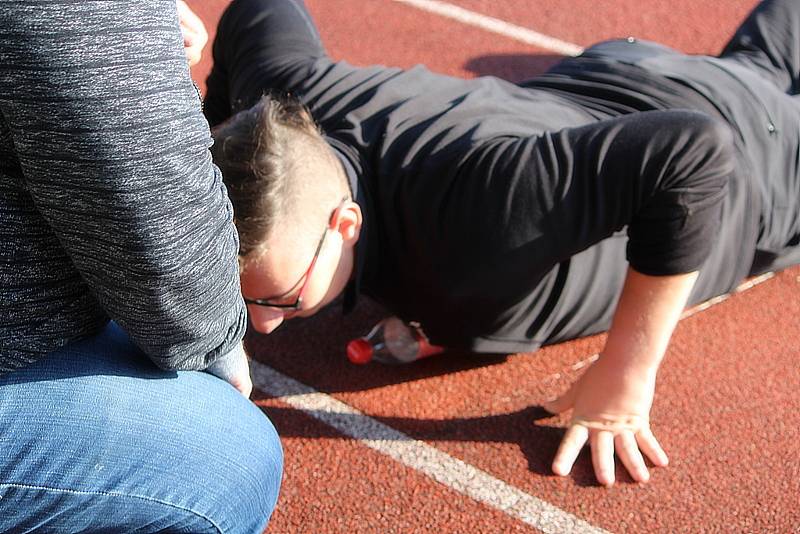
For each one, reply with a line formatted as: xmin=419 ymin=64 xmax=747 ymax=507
xmin=245 ymin=294 xmax=513 ymax=393
xmin=463 ymin=53 xmax=565 ymax=81
xmin=257 ymin=402 xmax=642 ymax=487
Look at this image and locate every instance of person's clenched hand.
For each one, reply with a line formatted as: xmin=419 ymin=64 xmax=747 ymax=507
xmin=204 ymin=342 xmax=254 ymax=398
xmin=225 ymin=361 xmax=253 ymax=398
xmin=177 ymin=0 xmax=208 ymax=67
xmin=543 ymin=355 xmax=669 ymax=486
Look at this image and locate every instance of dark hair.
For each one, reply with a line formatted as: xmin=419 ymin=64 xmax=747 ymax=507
xmin=211 ymin=95 xmax=325 ymax=259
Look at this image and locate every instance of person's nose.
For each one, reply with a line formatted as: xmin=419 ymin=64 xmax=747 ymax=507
xmin=248 ymin=305 xmax=286 ymax=334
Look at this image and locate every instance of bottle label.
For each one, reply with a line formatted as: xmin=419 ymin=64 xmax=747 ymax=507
xmin=410 ymin=323 xmax=445 ymax=359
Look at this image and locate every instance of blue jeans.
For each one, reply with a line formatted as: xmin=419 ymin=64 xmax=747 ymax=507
xmin=0 ymin=322 xmax=283 ymax=533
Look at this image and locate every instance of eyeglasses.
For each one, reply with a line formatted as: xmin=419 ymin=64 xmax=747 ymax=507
xmin=243 ymin=197 xmax=349 ymax=311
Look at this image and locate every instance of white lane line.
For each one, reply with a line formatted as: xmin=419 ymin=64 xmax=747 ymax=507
xmin=250 ymin=360 xmax=609 ymax=534
xmin=543 ymin=273 xmax=777 ymax=382
xmin=391 ymin=0 xmax=584 ymax=57
xmin=681 ymin=272 xmax=774 ymax=319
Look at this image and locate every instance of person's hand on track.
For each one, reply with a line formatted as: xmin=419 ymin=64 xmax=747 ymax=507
xmin=544 ymin=269 xmax=696 ymax=486
xmin=543 ymin=355 xmax=669 ymax=486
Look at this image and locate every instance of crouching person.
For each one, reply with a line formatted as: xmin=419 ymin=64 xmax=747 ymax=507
xmin=0 ymin=0 xmax=282 ymax=531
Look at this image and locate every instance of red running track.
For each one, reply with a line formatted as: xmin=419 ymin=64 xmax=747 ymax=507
xmin=188 ymin=1 xmax=800 ymax=532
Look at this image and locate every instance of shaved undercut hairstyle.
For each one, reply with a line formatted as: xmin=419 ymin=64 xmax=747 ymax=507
xmin=211 ymin=95 xmax=350 ymax=262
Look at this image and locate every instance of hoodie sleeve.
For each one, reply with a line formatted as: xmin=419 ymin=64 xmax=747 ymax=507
xmin=0 ymin=0 xmax=247 ymax=370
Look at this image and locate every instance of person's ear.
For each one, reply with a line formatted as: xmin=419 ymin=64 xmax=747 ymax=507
xmin=331 ymin=200 xmax=362 ymax=246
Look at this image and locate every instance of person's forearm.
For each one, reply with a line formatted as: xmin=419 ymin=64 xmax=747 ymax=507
xmin=601 ymin=267 xmax=698 ymax=377
xmin=558 ymin=267 xmax=699 ymax=430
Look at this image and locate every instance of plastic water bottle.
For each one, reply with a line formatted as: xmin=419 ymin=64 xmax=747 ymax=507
xmin=346 ymin=317 xmax=445 ymax=365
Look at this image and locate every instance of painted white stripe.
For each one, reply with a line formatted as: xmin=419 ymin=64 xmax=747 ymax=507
xmin=681 ymin=272 xmax=774 ymax=319
xmin=391 ymin=0 xmax=584 ymax=57
xmin=250 ymin=360 xmax=608 ymax=534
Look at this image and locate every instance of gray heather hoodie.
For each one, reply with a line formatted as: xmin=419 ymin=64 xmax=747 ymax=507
xmin=0 ymin=0 xmax=247 ymax=374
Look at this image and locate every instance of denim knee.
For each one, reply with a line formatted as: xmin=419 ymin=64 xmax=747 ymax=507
xmin=0 ymin=324 xmax=283 ymax=533
xmin=206 ymin=404 xmax=284 ymax=534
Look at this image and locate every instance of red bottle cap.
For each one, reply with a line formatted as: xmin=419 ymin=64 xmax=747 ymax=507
xmin=346 ymin=338 xmax=374 ymax=364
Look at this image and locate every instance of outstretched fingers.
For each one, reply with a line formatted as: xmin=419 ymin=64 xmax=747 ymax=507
xmin=636 ymin=426 xmax=669 ymax=467
xmin=615 ymin=431 xmax=650 ymax=483
xmin=552 ymin=424 xmax=589 ymax=476
xmin=552 ymin=423 xmax=669 ymax=486
xmin=591 ymin=430 xmax=616 ymax=486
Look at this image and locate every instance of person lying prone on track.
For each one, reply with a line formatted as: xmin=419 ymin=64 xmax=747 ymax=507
xmin=203 ymin=0 xmax=800 ymax=487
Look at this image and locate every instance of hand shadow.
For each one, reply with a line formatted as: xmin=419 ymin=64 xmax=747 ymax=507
xmin=463 ymin=53 xmax=566 ymax=82
xmin=256 ymin=397 xmax=641 ymax=487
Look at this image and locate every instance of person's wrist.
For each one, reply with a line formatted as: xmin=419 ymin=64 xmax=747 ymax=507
xmin=577 ymin=354 xmax=658 ymax=413
xmin=594 ymin=350 xmax=643 ymax=379
xmin=597 ymin=346 xmax=661 ymax=382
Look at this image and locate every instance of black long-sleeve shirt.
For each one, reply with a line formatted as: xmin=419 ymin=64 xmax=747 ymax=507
xmin=0 ymin=0 xmax=247 ymax=372
xmin=206 ymin=0 xmax=790 ymax=352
